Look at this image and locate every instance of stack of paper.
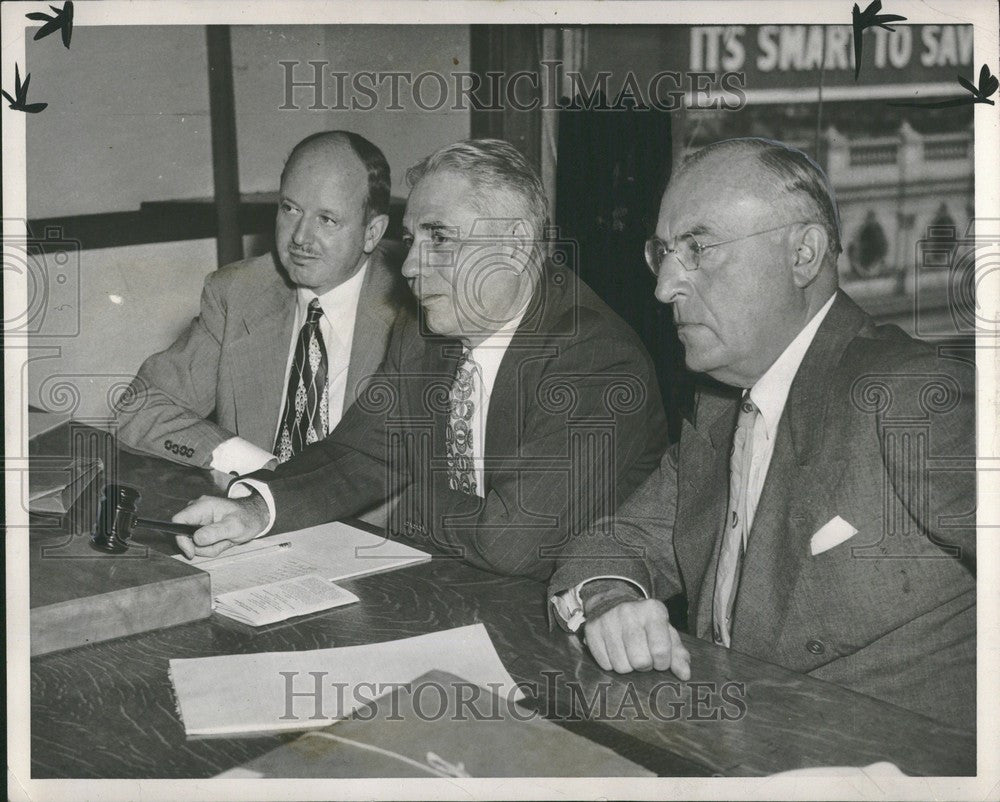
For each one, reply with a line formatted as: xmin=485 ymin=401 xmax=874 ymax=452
xmin=175 ymin=520 xmax=429 ymax=626
xmin=168 ymin=624 xmax=520 ymax=737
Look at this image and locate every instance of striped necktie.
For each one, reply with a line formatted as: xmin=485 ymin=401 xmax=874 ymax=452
xmin=712 ymin=392 xmax=759 ymax=648
xmin=274 ymin=298 xmax=329 ymax=463
xmin=445 ymin=346 xmax=480 ymax=495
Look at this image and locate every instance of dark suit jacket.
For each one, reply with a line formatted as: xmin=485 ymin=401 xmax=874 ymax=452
xmin=115 ymin=242 xmax=411 ymax=468
xmin=248 ymin=261 xmax=670 ymax=581
xmin=550 ymin=291 xmax=976 ymax=730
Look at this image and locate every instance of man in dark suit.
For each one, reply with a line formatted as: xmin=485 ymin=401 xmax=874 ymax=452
xmin=172 ymin=139 xmax=669 ymax=580
xmin=549 ymin=137 xmax=976 ymax=730
xmin=115 ymin=131 xmax=412 ymax=477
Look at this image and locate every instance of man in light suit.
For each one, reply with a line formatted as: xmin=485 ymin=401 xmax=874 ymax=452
xmin=115 ymin=131 xmax=412 ymax=475
xmin=549 ymin=138 xmax=976 ymax=730
xmin=171 ymin=139 xmax=670 ymax=581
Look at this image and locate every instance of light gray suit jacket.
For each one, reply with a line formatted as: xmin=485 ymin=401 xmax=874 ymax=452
xmin=551 ymin=292 xmax=976 ymax=730
xmin=116 ymin=241 xmax=412 ymax=469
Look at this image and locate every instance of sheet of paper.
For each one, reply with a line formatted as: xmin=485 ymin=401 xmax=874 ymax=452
xmin=205 ymin=552 xmax=319 ymax=596
xmin=174 ymin=521 xmax=430 ymax=596
xmin=214 ymin=573 xmax=359 ymax=626
xmin=168 ymin=624 xmax=521 ymax=736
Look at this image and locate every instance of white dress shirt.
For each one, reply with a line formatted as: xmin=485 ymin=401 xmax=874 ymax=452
xmin=210 ymin=262 xmax=368 ymax=476
xmin=462 ymin=310 xmax=526 ymax=497
xmin=552 ymin=293 xmax=837 ymax=631
xmin=234 ymin=304 xmax=528 ymax=537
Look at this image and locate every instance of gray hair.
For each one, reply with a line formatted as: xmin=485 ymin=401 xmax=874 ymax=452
xmin=679 ymin=137 xmax=842 ymax=263
xmin=406 ymin=139 xmax=548 ymax=239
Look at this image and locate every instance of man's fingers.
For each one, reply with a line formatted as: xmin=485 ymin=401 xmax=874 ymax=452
xmin=172 ymin=497 xmax=218 ymax=525
xmin=668 ymin=625 xmax=692 ymax=681
xmin=622 ymin=618 xmax=655 ymax=671
xmin=584 ymin=624 xmax=613 ymax=672
xmin=192 ymin=539 xmax=236 ymax=558
xmin=192 ymin=520 xmax=240 ymax=547
xmin=601 ymin=621 xmax=635 ymax=674
xmin=175 ymin=534 xmax=195 ymax=560
xmin=644 ymin=618 xmax=675 ymax=672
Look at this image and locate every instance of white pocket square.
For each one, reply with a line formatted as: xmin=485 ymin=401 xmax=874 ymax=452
xmin=810 ymin=516 xmax=859 ymax=556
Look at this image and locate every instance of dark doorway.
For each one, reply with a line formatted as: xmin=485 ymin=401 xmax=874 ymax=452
xmin=556 ymin=98 xmax=694 ymax=442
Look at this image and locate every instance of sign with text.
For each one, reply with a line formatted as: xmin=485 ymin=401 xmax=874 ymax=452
xmin=688 ymin=24 xmax=973 ymax=101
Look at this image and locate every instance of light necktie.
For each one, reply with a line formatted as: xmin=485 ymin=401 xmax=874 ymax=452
xmin=712 ymin=392 xmax=759 ymax=648
xmin=445 ymin=346 xmax=479 ymax=495
xmin=274 ymin=298 xmax=329 ymax=463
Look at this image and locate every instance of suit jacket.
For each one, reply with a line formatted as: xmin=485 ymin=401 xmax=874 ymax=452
xmin=550 ymin=291 xmax=976 ymax=730
xmin=115 ymin=241 xmax=412 ymax=468
xmin=247 ymin=261 xmax=671 ymax=581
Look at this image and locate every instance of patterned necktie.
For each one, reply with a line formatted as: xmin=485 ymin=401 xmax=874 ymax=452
xmin=274 ymin=298 xmax=329 ymax=463
xmin=712 ymin=392 xmax=759 ymax=648
xmin=445 ymin=347 xmax=479 ymax=495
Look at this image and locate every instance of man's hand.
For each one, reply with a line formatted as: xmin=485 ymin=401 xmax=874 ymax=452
xmin=583 ymin=599 xmax=691 ymax=680
xmin=171 ymin=493 xmax=270 ymax=559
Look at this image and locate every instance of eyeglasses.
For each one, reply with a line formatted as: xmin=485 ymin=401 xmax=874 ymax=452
xmin=644 ymin=221 xmax=811 ymax=276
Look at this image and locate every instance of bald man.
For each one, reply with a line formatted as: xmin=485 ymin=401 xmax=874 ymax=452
xmin=549 ymin=137 xmax=976 ymax=731
xmin=116 ymin=131 xmax=413 ymax=476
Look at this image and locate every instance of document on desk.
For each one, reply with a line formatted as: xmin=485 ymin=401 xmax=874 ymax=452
xmin=174 ymin=520 xmax=430 ymax=618
xmin=168 ymin=624 xmax=521 ymax=737
xmin=213 ymin=573 xmax=359 ymax=627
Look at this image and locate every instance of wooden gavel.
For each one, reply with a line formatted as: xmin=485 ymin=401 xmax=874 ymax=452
xmin=90 ymin=483 xmax=197 ymax=554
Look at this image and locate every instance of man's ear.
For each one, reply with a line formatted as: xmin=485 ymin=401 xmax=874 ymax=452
xmin=504 ymin=220 xmax=536 ymax=273
xmin=362 ymin=213 xmax=390 ymax=253
xmin=791 ymin=224 xmax=828 ymax=287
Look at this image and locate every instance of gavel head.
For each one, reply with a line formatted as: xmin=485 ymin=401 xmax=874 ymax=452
xmin=91 ymin=483 xmax=142 ymax=554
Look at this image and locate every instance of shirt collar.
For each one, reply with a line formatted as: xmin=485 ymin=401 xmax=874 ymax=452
xmin=748 ymin=293 xmax=836 ymax=441
xmin=468 ymin=305 xmax=528 ymax=396
xmin=296 ymin=259 xmax=369 ymax=339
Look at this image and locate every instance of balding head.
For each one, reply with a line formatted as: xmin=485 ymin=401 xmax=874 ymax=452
xmin=675 ymin=137 xmax=842 ymax=271
xmin=282 ymin=131 xmax=391 ymax=222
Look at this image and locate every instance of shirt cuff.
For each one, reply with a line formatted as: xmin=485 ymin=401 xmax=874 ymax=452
xmin=227 ymin=478 xmax=276 ymax=538
xmin=210 ymin=436 xmax=277 ymax=476
xmin=549 ymin=575 xmax=649 ymax=633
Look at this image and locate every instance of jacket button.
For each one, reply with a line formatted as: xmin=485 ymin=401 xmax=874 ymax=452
xmin=806 ymin=639 xmax=825 ymax=655
xmin=165 ymin=439 xmax=172 ymax=449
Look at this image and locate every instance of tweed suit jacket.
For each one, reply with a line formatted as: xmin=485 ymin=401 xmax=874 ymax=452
xmin=245 ymin=261 xmax=671 ymax=581
xmin=115 ymin=241 xmax=411 ymax=468
xmin=550 ymin=291 xmax=976 ymax=730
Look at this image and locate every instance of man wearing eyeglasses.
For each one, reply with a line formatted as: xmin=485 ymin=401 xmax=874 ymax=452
xmin=549 ymin=137 xmax=976 ymax=730
xmin=171 ymin=138 xmax=669 ymax=581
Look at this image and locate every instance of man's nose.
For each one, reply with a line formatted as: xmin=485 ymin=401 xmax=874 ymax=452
xmin=292 ymin=216 xmax=313 ymax=246
xmin=653 ymin=256 xmax=686 ymax=306
xmin=400 ymin=244 xmax=421 ymax=279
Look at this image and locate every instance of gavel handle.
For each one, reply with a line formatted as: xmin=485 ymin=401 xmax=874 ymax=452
xmin=135 ymin=517 xmax=199 ymax=536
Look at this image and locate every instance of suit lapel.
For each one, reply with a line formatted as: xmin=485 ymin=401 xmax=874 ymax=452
xmin=230 ymin=262 xmax=297 ymax=448
xmin=730 ymin=291 xmax=866 ymax=649
xmin=345 ymin=245 xmax=406 ymax=399
xmin=482 ymin=265 xmax=559 ymax=488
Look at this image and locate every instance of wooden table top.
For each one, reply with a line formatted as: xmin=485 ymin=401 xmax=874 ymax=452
xmin=28 ymin=424 xmax=975 ymax=778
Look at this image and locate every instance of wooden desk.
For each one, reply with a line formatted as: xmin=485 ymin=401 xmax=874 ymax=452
xmin=28 ymin=424 xmax=975 ymax=778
